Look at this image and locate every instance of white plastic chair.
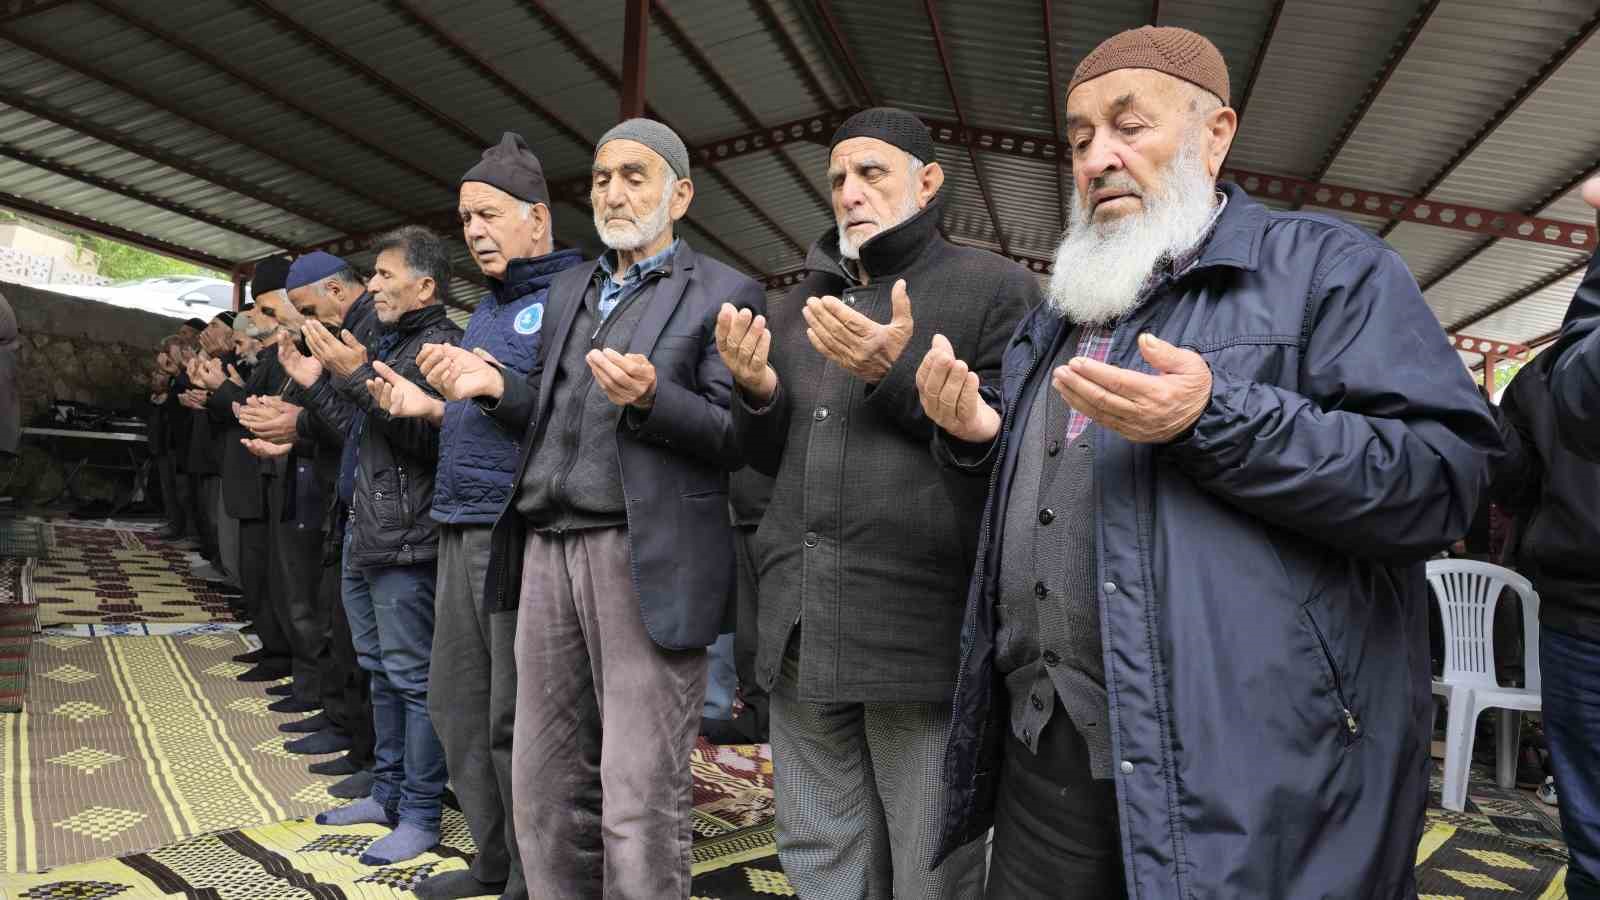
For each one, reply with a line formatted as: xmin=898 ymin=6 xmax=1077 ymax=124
xmin=1426 ymin=559 xmax=1541 ymax=812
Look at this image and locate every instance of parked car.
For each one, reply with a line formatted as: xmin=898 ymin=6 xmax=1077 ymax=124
xmin=49 ymin=275 xmax=242 ymax=321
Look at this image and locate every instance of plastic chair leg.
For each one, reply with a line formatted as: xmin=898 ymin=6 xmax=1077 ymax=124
xmin=1441 ymin=693 xmax=1476 ymax=812
xmin=1495 ymin=707 xmax=1521 ymax=790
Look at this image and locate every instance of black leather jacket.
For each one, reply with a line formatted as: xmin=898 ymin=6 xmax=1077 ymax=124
xmin=305 ymin=303 xmax=461 ymax=568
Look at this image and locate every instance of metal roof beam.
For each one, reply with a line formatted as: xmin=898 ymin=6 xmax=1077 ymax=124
xmin=924 ymin=0 xmax=1011 ymax=256
xmin=0 ymin=23 xmax=409 ymax=219
xmin=748 ymin=0 xmax=836 ymax=111
xmin=495 ymin=1 xmax=796 ymax=272
xmin=0 ymin=84 xmax=360 ymax=235
xmin=816 ymin=0 xmax=878 ymax=107
xmin=1233 ymin=0 xmax=1286 ymax=124
xmin=1302 ymin=0 xmax=1440 ymax=187
xmin=0 ymin=0 xmax=73 ymax=24
xmin=1450 ymin=333 xmax=1530 ymax=358
xmin=651 ymin=0 xmax=823 ymax=253
xmin=241 ymin=0 xmax=485 ymax=152
xmin=621 ymin=0 xmax=649 ymax=119
xmin=1420 ymin=158 xmax=1600 ymax=296
xmin=88 ymin=0 xmax=457 ymax=197
xmin=1225 ymin=167 xmax=1595 ymax=251
xmin=1445 ymin=255 xmax=1590 ymax=334
xmin=0 ymin=189 xmax=234 ymax=270
xmin=0 ymin=142 xmax=287 ymax=248
xmin=1377 ymin=9 xmax=1600 ymax=240
xmin=1042 ymin=0 xmax=1067 ymax=233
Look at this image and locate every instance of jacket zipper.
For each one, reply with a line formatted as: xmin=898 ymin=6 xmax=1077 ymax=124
xmin=397 ymin=463 xmax=413 ymax=528
xmin=1306 ymin=613 xmax=1361 ymax=738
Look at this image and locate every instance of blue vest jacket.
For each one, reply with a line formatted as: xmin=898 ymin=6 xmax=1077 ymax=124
xmin=432 ymin=249 xmax=585 ymax=524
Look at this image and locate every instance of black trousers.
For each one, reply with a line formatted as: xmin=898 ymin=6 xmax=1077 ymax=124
xmin=323 ymin=558 xmax=374 ymax=766
xmin=987 ymin=697 xmax=1125 ymax=899
xmin=191 ymin=474 xmax=219 ymax=561
xmin=266 ymin=478 xmax=329 ymax=705
xmin=156 ymin=455 xmax=187 ymax=533
xmin=732 ymin=525 xmax=770 ymax=741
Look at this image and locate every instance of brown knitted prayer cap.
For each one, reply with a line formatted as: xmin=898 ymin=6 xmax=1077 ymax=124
xmin=1068 ymin=26 xmax=1230 ymax=105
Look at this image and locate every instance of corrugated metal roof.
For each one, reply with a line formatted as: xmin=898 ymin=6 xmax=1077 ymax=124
xmin=0 ymin=0 xmax=1591 ymax=361
xmin=1226 ymin=0 xmax=1424 ymax=177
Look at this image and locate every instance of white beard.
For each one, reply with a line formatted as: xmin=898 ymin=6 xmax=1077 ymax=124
xmin=838 ymin=189 xmax=922 ymax=261
xmin=1047 ymin=138 xmax=1218 ymax=325
xmin=596 ymin=183 xmax=675 ymax=252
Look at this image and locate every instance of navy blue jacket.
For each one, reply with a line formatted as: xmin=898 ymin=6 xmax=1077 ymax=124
xmin=481 ymin=241 xmax=764 ymax=650
xmin=433 ymin=250 xmax=584 ymax=525
xmin=934 ymin=184 xmax=1500 ymax=897
xmin=1546 ymin=251 xmax=1600 ymax=460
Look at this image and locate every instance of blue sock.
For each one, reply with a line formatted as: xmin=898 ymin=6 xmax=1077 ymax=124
xmin=359 ymin=821 xmax=440 ymax=865
xmin=315 ymin=797 xmax=395 ymax=827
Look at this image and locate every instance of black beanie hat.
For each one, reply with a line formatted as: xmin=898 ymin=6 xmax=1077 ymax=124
xmin=184 ymin=318 xmax=207 ymax=331
xmin=251 ymin=256 xmax=291 ymax=297
xmin=461 ymin=132 xmax=550 ymax=206
xmin=215 ymin=310 xmax=237 ymax=327
xmin=830 ymin=107 xmax=936 ymax=163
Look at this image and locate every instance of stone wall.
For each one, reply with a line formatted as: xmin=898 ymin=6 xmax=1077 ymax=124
xmin=3 ymin=280 xmax=179 ymax=504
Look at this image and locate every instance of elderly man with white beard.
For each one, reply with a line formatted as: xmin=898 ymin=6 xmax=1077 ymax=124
xmin=715 ymin=107 xmax=1037 ymax=899
xmin=412 ymin=118 xmax=762 ymax=899
xmin=918 ymin=27 xmax=1500 ymax=899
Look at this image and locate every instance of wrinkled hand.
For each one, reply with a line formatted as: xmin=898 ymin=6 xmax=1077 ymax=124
xmin=1051 ymin=333 xmax=1212 ymax=444
xmin=715 ymin=303 xmax=777 ymax=403
xmin=802 ymin=278 xmax=914 ymax=384
xmin=585 ymin=348 xmax=657 ymax=409
xmin=916 ymin=333 xmax=1001 ymax=444
xmin=241 ymin=437 xmax=293 ymax=458
xmin=179 ymin=388 xmax=209 ymax=410
xmin=200 ymin=326 xmax=231 ymax=356
xmin=226 ymin=364 xmax=244 ymax=387
xmin=277 ymin=334 xmax=324 ymax=388
xmin=195 ymin=357 xmax=226 ymax=391
xmin=418 ymin=343 xmax=504 ymax=402
xmin=366 ymin=360 xmax=445 ymax=422
xmin=237 ymin=395 xmax=301 ymax=443
xmin=303 ymin=320 xmax=367 ymax=379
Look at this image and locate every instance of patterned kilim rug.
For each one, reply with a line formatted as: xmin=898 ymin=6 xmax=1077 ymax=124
xmin=29 ymin=524 xmax=236 ymax=626
xmin=0 ymin=734 xmax=778 ymax=898
xmin=1428 ymin=757 xmax=1566 ymax=850
xmin=0 ymin=556 xmax=38 ymax=713
xmin=0 ymin=633 xmax=336 ymax=873
xmin=0 ymin=520 xmax=49 ymax=559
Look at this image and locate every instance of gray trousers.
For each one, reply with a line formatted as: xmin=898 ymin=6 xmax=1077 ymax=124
xmin=771 ymin=635 xmax=986 ymax=900
xmin=429 ymin=524 xmax=524 ymax=898
xmin=214 ymin=483 xmax=239 ymax=584
xmin=510 ymin=526 xmax=708 ymax=900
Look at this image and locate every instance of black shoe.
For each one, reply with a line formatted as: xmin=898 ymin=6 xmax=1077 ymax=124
xmin=232 ymin=649 xmax=266 ymax=664
xmin=267 ymin=695 xmax=321 ymax=714
xmin=280 ymin=712 xmax=330 ymax=734
xmin=309 ymin=754 xmax=362 ymax=777
xmin=155 ymin=526 xmax=184 ymax=541
xmin=265 ymin=683 xmax=293 ymax=697
xmin=238 ymin=663 xmax=290 ymax=683
xmin=326 ymin=768 xmax=374 ymax=799
xmin=412 ymin=870 xmax=507 ymax=900
xmin=239 ymin=623 xmax=257 ymax=635
xmin=1516 ymin=745 xmax=1548 ymax=789
xmin=285 ymin=729 xmax=353 ymax=755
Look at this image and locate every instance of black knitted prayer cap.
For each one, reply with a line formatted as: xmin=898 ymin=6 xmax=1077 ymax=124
xmin=829 ymin=107 xmax=936 ymax=163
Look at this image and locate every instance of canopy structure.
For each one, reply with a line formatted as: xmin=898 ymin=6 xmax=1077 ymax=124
xmin=1 ymin=0 xmax=1596 ymax=393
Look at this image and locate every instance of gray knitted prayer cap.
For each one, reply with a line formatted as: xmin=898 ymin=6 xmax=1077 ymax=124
xmin=596 ymin=118 xmax=691 ymax=180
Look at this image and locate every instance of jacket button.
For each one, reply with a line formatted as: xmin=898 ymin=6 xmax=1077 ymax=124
xmin=1038 ymin=508 xmax=1055 ymax=525
xmin=1047 ymin=441 xmax=1060 ymax=456
xmin=803 ymin=531 xmax=818 ymax=548
xmin=1034 ymin=581 xmax=1048 ymax=598
xmin=1120 ymin=760 xmax=1134 ymax=775
xmin=1022 ymin=728 xmax=1031 ymax=743
xmin=1042 ymin=650 xmax=1060 ymax=667
xmin=813 ymin=406 xmax=829 ymax=421
xmin=1104 ymin=582 xmax=1118 ymax=594
xmin=374 ymin=491 xmax=383 ymax=499
xmin=1030 ymin=694 xmax=1043 ymax=711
